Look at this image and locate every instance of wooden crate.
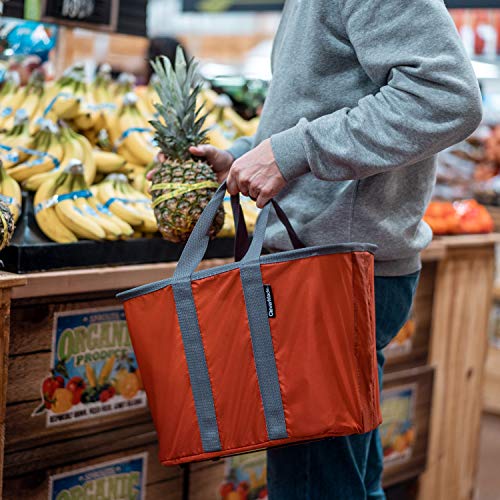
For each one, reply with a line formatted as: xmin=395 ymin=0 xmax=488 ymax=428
xmin=419 ymin=238 xmax=497 ymax=500
xmin=384 ymin=263 xmax=436 ymax=372
xmin=190 ymin=461 xmax=226 ymax=500
xmin=3 ymin=442 xmax=183 ymax=499
xmin=382 ymin=366 xmax=434 ymax=488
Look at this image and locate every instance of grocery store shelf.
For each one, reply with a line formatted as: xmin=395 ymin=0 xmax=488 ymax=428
xmin=6 ymin=259 xmax=233 ymax=299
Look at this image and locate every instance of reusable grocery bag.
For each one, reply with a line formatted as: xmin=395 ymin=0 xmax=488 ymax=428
xmin=117 ymin=182 xmax=381 ymax=466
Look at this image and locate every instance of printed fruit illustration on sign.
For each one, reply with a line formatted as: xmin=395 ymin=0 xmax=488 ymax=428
xmin=35 ymin=307 xmax=147 ymax=424
xmin=66 ymin=376 xmax=86 ymax=405
xmin=380 ymin=387 xmax=416 ymax=464
xmin=115 ymin=369 xmax=140 ymax=400
xmin=51 ymin=388 xmax=74 ymax=414
xmin=149 ymin=47 xmax=224 ymax=243
xmin=42 ymin=374 xmax=64 ymax=408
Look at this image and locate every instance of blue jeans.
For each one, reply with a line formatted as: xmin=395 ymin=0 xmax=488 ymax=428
xmin=267 ymin=272 xmax=420 ymax=500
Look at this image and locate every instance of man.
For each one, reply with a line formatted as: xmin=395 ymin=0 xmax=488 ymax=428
xmin=189 ymin=0 xmax=482 ymax=498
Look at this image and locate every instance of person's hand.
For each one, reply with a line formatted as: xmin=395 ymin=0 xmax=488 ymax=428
xmin=226 ymin=139 xmax=286 ymax=208
xmin=147 ymin=146 xmax=234 ymax=182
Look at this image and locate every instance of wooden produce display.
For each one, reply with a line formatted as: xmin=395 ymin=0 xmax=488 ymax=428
xmin=3 ymin=443 xmax=183 ymax=500
xmin=0 ymin=261 xmax=229 ymax=499
xmin=0 ymin=235 xmax=496 ymax=500
xmin=418 ymin=235 xmax=498 ymax=500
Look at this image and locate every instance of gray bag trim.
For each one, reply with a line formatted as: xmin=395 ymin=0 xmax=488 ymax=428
xmin=240 ymin=263 xmax=288 ymax=440
xmin=172 ymin=280 xmax=222 ymax=453
xmin=117 ymin=242 xmax=376 ymax=302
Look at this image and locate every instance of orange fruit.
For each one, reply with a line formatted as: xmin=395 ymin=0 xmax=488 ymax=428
xmin=117 ymin=372 xmax=140 ymax=400
xmin=51 ymin=388 xmax=74 ymax=414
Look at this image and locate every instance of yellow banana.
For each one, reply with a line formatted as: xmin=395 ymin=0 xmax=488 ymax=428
xmin=69 ymin=129 xmax=96 ymax=185
xmin=222 ymin=107 xmax=260 ymax=137
xmin=0 ymin=113 xmax=33 ymax=168
xmin=49 ymin=92 xmax=81 ymax=119
xmin=53 ymin=173 xmax=105 ymax=240
xmin=115 ymin=179 xmax=157 ymax=233
xmin=205 ymin=126 xmax=232 ymax=150
xmin=8 ymin=132 xmax=63 ymax=183
xmin=34 ymin=173 xmax=78 ymax=243
xmin=70 ymin=171 xmax=121 ymax=240
xmin=0 ymin=87 xmax=26 ymax=130
xmin=93 ymin=149 xmax=126 ymax=174
xmin=23 ymin=128 xmax=78 ymax=191
xmin=87 ymin=194 xmax=134 ymax=238
xmin=115 ymin=93 xmax=156 ymax=165
xmin=95 ymin=176 xmax=143 ymax=226
xmin=0 ymin=163 xmax=22 ymax=222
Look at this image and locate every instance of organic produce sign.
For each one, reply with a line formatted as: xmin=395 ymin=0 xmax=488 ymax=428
xmin=33 ymin=306 xmax=146 ymax=426
xmin=49 ymin=453 xmax=147 ymax=500
xmin=183 ymin=0 xmax=284 ymax=12
xmin=219 ymin=451 xmax=268 ymax=500
xmin=380 ymin=385 xmax=417 ymax=466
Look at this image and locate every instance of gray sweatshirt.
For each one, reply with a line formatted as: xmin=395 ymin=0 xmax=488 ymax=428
xmin=228 ymin=0 xmax=482 ymax=276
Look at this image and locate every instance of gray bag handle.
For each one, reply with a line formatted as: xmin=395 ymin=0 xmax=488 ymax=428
xmin=173 ymin=181 xmax=304 ymax=280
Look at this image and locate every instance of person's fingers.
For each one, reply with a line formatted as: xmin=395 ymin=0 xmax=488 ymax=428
xmin=248 ymin=173 xmax=264 ymax=200
xmin=146 ymin=168 xmax=158 ymax=181
xmin=226 ymin=170 xmax=239 ymax=195
xmin=255 ymin=184 xmax=274 ymax=208
xmin=232 ymin=162 xmax=250 ymax=197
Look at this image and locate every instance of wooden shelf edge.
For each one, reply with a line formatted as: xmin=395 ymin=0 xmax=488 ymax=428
xmin=10 ymin=259 xmax=232 ymax=300
xmin=0 ymin=272 xmax=27 ymax=290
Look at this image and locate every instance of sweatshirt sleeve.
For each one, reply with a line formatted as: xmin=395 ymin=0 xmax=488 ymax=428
xmin=270 ymin=0 xmax=483 ymax=182
xmin=227 ymin=136 xmax=255 ymax=160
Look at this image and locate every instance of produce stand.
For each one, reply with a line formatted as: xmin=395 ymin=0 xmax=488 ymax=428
xmin=0 ymin=234 xmax=496 ymax=500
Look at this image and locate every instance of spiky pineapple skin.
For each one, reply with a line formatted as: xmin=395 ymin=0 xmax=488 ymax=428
xmin=152 ymin=160 xmax=224 ymax=243
xmin=0 ymin=201 xmax=14 ymax=251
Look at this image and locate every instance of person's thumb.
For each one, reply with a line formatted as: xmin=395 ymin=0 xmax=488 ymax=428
xmin=189 ymin=145 xmax=211 ymax=157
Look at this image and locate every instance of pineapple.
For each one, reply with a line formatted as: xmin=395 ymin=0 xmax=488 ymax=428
xmin=0 ymin=201 xmax=14 ymax=251
xmin=149 ymin=47 xmax=224 ymax=243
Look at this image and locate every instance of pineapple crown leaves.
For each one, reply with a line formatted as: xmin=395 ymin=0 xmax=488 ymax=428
xmin=149 ymin=47 xmax=210 ymax=162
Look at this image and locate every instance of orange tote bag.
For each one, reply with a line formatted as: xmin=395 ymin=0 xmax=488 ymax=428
xmin=118 ymin=182 xmax=381 ymax=466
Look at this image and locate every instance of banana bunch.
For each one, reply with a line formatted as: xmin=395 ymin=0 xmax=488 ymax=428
xmin=95 ymin=173 xmax=157 ymax=233
xmin=42 ymin=66 xmax=85 ymax=122
xmin=131 ymin=161 xmax=154 ymax=195
xmin=0 ymin=71 xmax=45 ymax=131
xmin=0 ymin=111 xmax=34 ymax=168
xmin=0 ymin=160 xmax=22 ymax=223
xmin=35 ymin=160 xmax=134 ymax=243
xmin=22 ymin=123 xmax=96 ymax=191
xmin=7 ymin=121 xmax=63 ymax=183
xmin=110 ymin=93 xmax=157 ymax=166
xmin=0 ymin=72 xmax=21 ymax=128
xmin=93 ymin=149 xmax=126 ymax=174
xmin=201 ymin=88 xmax=260 ymax=141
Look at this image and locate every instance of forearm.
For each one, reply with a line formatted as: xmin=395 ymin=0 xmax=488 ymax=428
xmin=227 ymin=136 xmax=255 ymax=160
xmin=271 ymin=0 xmax=482 ymax=182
